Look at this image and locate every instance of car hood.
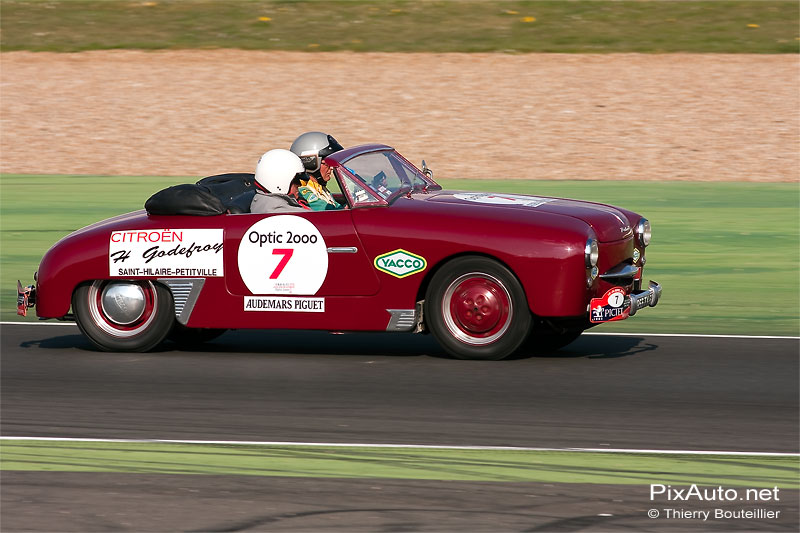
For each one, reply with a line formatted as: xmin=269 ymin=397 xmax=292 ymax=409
xmin=422 ymin=191 xmax=633 ymax=242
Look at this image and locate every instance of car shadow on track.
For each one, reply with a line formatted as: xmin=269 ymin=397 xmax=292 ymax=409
xmin=20 ymin=332 xmax=94 ymax=351
xmin=554 ymin=335 xmax=656 ymax=359
xmin=149 ymin=330 xmax=654 ymax=360
xmin=17 ymin=327 xmax=655 ymax=360
xmin=169 ymin=330 xmax=444 ymax=358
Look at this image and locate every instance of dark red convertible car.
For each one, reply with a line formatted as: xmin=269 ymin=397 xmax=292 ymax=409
xmin=18 ymin=144 xmax=661 ymax=360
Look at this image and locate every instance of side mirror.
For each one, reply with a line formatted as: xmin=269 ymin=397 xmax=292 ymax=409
xmin=421 ymin=160 xmax=433 ymax=179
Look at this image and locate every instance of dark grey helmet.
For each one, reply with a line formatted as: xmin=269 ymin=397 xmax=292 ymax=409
xmin=290 ymin=131 xmax=344 ymax=173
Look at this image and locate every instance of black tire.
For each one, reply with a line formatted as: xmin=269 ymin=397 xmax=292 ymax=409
xmin=424 ymin=256 xmax=531 ymax=360
xmin=518 ymin=329 xmax=583 ymax=356
xmin=72 ymin=280 xmax=175 ymax=352
xmin=168 ymin=324 xmax=227 ymax=346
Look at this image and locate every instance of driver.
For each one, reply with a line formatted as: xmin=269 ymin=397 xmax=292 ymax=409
xmin=290 ymin=131 xmax=345 ymax=211
xmin=250 ymin=149 xmax=310 ymax=213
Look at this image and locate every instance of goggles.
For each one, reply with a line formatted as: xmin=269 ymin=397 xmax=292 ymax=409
xmin=299 ymin=136 xmax=344 ymax=173
xmin=299 ymin=151 xmax=321 ymax=173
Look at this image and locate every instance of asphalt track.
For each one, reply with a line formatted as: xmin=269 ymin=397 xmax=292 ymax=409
xmin=1 ymin=323 xmax=798 ymax=531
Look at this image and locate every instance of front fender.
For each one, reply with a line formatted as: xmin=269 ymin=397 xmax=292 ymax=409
xmin=353 ymin=202 xmax=594 ymax=318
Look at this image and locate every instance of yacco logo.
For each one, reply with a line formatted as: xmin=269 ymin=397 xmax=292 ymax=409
xmin=374 ymin=249 xmax=427 ymax=279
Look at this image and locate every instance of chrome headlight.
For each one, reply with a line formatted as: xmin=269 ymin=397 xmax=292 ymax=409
xmin=636 ymin=218 xmax=651 ymax=247
xmin=585 ymin=238 xmax=599 ymax=268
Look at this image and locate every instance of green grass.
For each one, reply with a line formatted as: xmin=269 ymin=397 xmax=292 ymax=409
xmin=1 ymin=0 xmax=797 ymax=53
xmin=2 ymin=440 xmax=797 ymax=487
xmin=1 ymin=174 xmax=798 ymax=335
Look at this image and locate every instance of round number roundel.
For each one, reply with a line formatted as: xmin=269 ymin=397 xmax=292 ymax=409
xmin=608 ymin=291 xmax=625 ymax=308
xmin=237 ymin=216 xmax=328 ymax=295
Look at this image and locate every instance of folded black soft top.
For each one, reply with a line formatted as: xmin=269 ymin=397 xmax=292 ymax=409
xmin=196 ymin=173 xmax=255 ymax=203
xmin=144 ymin=173 xmax=256 ymax=216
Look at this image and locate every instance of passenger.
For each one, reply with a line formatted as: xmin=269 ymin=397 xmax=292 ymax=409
xmin=249 ymin=149 xmax=311 ymax=213
xmin=290 ymin=131 xmax=345 ymax=211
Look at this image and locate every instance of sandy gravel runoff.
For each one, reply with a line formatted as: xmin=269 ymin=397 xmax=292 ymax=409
xmin=1 ymin=50 xmax=797 ymax=181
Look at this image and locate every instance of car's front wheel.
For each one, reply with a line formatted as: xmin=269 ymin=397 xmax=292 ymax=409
xmin=425 ymin=257 xmax=531 ymax=360
xmin=72 ymin=280 xmax=174 ymax=352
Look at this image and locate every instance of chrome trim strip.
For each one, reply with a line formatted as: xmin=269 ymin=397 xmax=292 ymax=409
xmin=158 ymin=278 xmax=206 ymax=325
xmin=386 ymin=309 xmax=417 ymax=332
xmin=327 ymin=247 xmax=358 ymax=254
xmin=599 ymin=263 xmax=640 ymax=280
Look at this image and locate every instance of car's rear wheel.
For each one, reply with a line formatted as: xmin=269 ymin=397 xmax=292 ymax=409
xmin=425 ymin=257 xmax=531 ymax=360
xmin=72 ymin=280 xmax=174 ymax=352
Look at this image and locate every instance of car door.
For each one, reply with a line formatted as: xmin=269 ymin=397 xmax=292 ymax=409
xmin=224 ymin=210 xmax=379 ymax=298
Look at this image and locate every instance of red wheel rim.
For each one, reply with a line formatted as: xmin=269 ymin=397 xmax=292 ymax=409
xmin=88 ymin=280 xmax=157 ymax=337
xmin=442 ymin=273 xmax=512 ymax=345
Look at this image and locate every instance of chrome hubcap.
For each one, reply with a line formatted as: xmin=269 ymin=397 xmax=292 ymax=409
xmin=101 ymin=283 xmax=146 ymax=325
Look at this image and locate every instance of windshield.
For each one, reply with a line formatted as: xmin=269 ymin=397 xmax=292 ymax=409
xmin=337 ymin=149 xmax=440 ymax=206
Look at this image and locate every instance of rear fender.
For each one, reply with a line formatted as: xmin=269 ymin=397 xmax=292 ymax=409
xmin=35 ymin=232 xmax=110 ymax=318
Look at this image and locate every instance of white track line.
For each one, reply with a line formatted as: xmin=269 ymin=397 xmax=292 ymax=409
xmin=1 ymin=321 xmax=78 ymax=326
xmin=1 ymin=436 xmax=797 ymax=457
xmin=1 ymin=321 xmax=798 ymax=339
xmin=583 ymin=332 xmax=799 ymax=340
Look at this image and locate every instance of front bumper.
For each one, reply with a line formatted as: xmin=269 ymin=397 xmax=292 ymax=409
xmin=628 ymin=280 xmax=662 ymax=317
xmin=589 ymin=279 xmax=662 ymax=324
xmin=16 ymin=279 xmax=36 ymax=317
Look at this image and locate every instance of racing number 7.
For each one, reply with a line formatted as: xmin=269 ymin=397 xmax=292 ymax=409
xmin=270 ymin=248 xmax=294 ymax=279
